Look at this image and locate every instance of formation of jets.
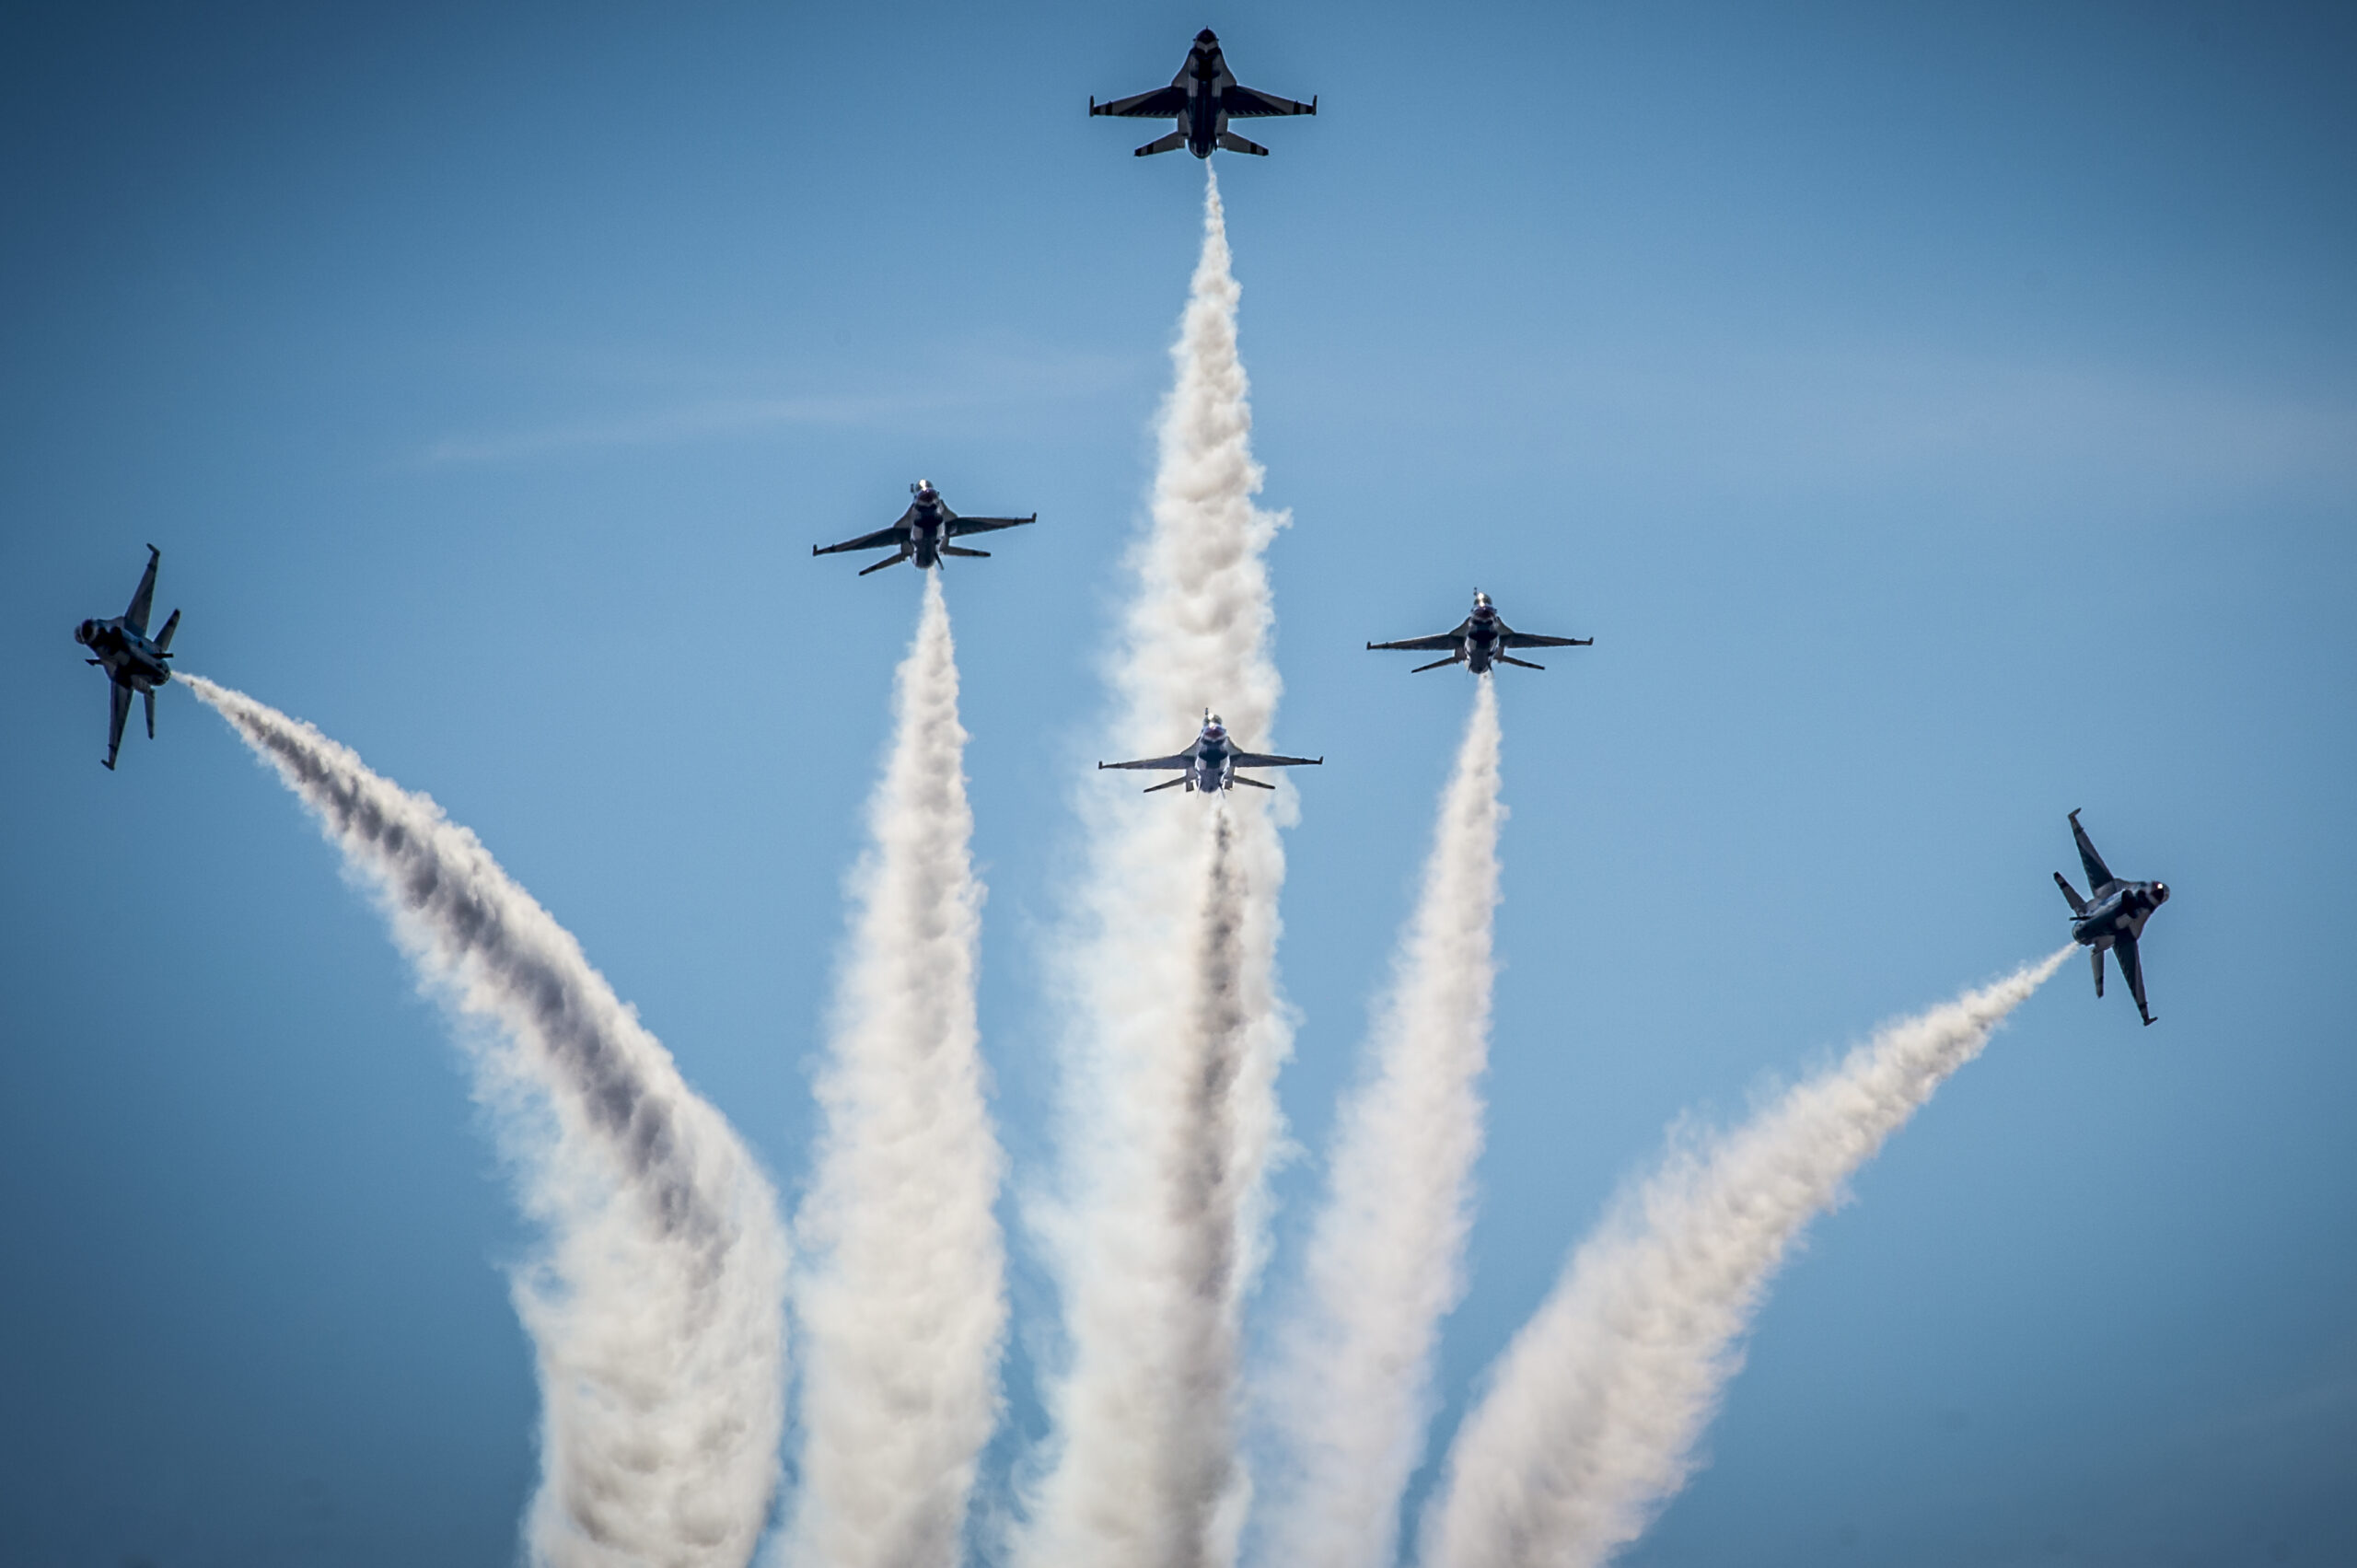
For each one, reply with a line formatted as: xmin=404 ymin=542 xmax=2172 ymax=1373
xmin=69 ymin=27 xmax=2178 ymax=1028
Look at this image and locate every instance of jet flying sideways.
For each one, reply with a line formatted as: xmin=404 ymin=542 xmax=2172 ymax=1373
xmin=814 ymin=481 xmax=1035 ymax=575
xmin=1099 ymin=711 xmax=1322 ymax=794
xmin=1091 ymin=29 xmax=1316 ymax=159
xmin=75 ymin=545 xmax=180 ymax=771
xmin=1367 ymin=591 xmax=1592 ymax=674
xmin=2054 ymin=809 xmax=2171 ymax=1026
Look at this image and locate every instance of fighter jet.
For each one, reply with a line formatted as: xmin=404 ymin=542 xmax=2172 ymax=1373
xmin=1367 ymin=591 xmax=1593 ymax=674
xmin=2054 ymin=809 xmax=2171 ymax=1027
xmin=74 ymin=545 xmax=180 ymax=771
xmin=1090 ymin=29 xmax=1316 ymax=158
xmin=1099 ymin=710 xmax=1322 ymax=794
xmin=814 ymin=481 xmax=1036 ymax=575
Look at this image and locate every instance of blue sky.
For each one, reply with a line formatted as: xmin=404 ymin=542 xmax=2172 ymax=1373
xmin=3 ymin=2 xmax=2352 ymax=1562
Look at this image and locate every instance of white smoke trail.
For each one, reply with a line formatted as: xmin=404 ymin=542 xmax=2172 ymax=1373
xmin=1261 ymin=679 xmax=1505 ymax=1568
xmin=1020 ymin=166 xmax=1294 ymax=1568
xmin=785 ymin=574 xmax=1006 ymax=1568
xmin=183 ymin=675 xmax=787 ymax=1568
xmin=1421 ymin=947 xmax=2075 ymax=1568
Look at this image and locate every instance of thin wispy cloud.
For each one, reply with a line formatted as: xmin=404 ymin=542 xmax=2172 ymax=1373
xmin=415 ymin=341 xmax=1138 ymax=468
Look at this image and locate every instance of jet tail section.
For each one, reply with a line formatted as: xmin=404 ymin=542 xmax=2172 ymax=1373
xmin=1215 ymin=130 xmax=1269 ymax=156
xmin=1411 ymin=655 xmax=1457 ymax=673
xmin=1498 ymin=655 xmax=1547 ymax=670
xmin=155 ymin=609 xmax=180 ymax=654
xmin=1134 ymin=131 xmax=1188 ymax=157
xmin=939 ymin=545 xmax=992 ymax=558
xmin=1142 ymin=776 xmax=1190 ymax=794
xmin=1230 ymin=773 xmax=1276 ymax=789
xmin=2090 ymin=946 xmax=2105 ymax=998
xmin=2053 ymin=872 xmax=2089 ymax=914
xmin=857 ymin=552 xmax=908 ymax=576
xmin=144 ymin=689 xmax=157 ymax=740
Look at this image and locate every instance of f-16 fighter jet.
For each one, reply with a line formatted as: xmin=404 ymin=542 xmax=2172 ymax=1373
xmin=1099 ymin=710 xmax=1322 ymax=794
xmin=2054 ymin=809 xmax=2171 ymax=1027
xmin=1090 ymin=29 xmax=1317 ymax=159
xmin=74 ymin=545 xmax=180 ymax=770
xmin=1367 ymin=591 xmax=1593 ymax=674
xmin=814 ymin=481 xmax=1036 ymax=575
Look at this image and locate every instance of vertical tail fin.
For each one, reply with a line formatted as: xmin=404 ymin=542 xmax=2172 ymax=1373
xmin=155 ymin=609 xmax=180 ymax=654
xmin=144 ymin=688 xmax=157 ymax=739
xmin=2053 ymin=872 xmax=2089 ymax=914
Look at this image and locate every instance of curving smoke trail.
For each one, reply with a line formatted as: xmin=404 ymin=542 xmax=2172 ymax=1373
xmin=786 ymin=574 xmax=1007 ymax=1568
xmin=1021 ymin=166 xmax=1294 ymax=1568
xmin=184 ymin=675 xmax=787 ymax=1568
xmin=1261 ymin=679 xmax=1505 ymax=1568
xmin=1420 ymin=948 xmax=2075 ymax=1568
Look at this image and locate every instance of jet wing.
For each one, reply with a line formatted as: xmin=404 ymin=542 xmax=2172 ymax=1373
xmin=2112 ymin=932 xmax=2154 ymax=1024
xmin=814 ymin=522 xmax=911 ymax=557
xmin=1368 ymin=620 xmax=1469 ymax=652
xmin=945 ymin=514 xmax=1037 ymax=538
xmin=2068 ymin=809 xmax=2119 ymax=896
xmin=1093 ymin=85 xmax=1190 ymax=118
xmin=1099 ymin=751 xmax=1196 ymax=772
xmin=1223 ymin=85 xmax=1317 ymax=118
xmin=1231 ymin=750 xmax=1322 ymax=769
xmin=105 ymin=679 xmax=131 ymax=770
xmin=124 ymin=546 xmax=160 ymax=635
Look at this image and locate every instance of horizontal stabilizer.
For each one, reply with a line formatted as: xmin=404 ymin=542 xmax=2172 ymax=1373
xmin=2053 ymin=872 xmax=2089 ymax=914
xmin=1143 ymin=776 xmax=1190 ymax=794
xmin=2091 ymin=946 xmax=2105 ymax=997
xmin=1134 ymin=131 xmax=1189 ymax=157
xmin=155 ymin=608 xmax=180 ymax=654
xmin=857 ymin=553 xmax=907 ymax=576
xmin=1498 ymin=655 xmax=1546 ymax=670
xmin=939 ymin=545 xmax=991 ymax=558
xmin=1411 ymin=655 xmax=1457 ymax=673
xmin=144 ymin=688 xmax=157 ymax=739
xmin=1230 ymin=773 xmax=1276 ymax=789
xmin=1215 ymin=130 xmax=1269 ymax=157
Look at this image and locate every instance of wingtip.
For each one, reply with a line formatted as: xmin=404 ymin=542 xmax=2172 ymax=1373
xmin=2068 ymin=807 xmax=2083 ymax=824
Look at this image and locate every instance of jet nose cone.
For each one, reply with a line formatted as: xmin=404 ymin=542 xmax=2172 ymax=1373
xmin=1196 ymin=28 xmax=1218 ymax=43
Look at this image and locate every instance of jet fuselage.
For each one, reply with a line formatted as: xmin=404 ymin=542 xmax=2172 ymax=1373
xmin=905 ymin=487 xmax=951 ymax=569
xmin=2069 ymin=881 xmax=2169 ymax=953
xmin=75 ymin=616 xmax=171 ymax=693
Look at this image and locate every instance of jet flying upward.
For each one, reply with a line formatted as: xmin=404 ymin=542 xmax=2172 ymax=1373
xmin=74 ymin=545 xmax=180 ymax=770
xmin=814 ymin=481 xmax=1035 ymax=575
xmin=1090 ymin=29 xmax=1316 ymax=159
xmin=1099 ymin=711 xmax=1322 ymax=794
xmin=2054 ymin=809 xmax=2171 ymax=1027
xmin=1367 ymin=590 xmax=1592 ymax=674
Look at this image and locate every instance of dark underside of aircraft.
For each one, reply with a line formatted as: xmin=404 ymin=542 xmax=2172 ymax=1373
xmin=814 ymin=481 xmax=1036 ymax=575
xmin=2054 ymin=808 xmax=2170 ymax=1027
xmin=1368 ymin=591 xmax=1592 ymax=674
xmin=1091 ymin=29 xmax=1316 ymax=158
xmin=75 ymin=545 xmax=180 ymax=770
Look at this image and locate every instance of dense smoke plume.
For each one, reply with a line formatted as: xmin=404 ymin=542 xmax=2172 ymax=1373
xmin=186 ymin=675 xmax=787 ymax=1568
xmin=1262 ymin=679 xmax=1505 ymax=1568
xmin=1021 ymin=166 xmax=1295 ymax=1568
xmin=1421 ymin=949 xmax=2074 ymax=1568
xmin=785 ymin=575 xmax=1007 ymax=1568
